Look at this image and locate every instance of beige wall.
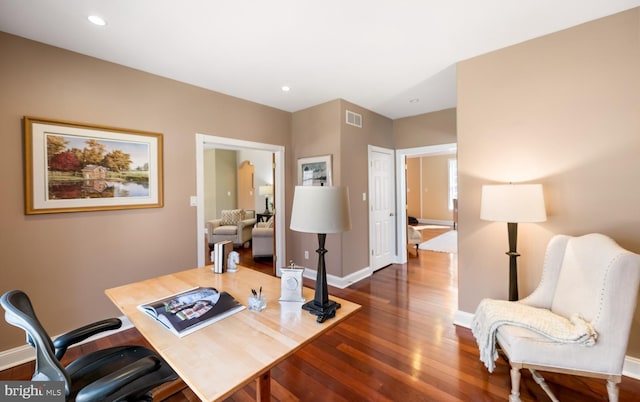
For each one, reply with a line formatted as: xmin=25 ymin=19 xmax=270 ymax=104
xmin=203 ymin=149 xmax=238 ymax=224
xmin=203 ymin=149 xmax=217 ymax=223
xmin=340 ymin=100 xmax=394 ymax=276
xmin=289 ymin=100 xmax=343 ymax=275
xmin=393 ymin=108 xmax=457 ymax=149
xmin=406 ymin=158 xmax=421 ymax=218
xmin=288 ymin=100 xmax=393 ymax=278
xmin=421 ymin=154 xmax=454 ymax=221
xmin=406 ymin=154 xmax=456 ymax=222
xmin=237 ymin=160 xmax=255 ymax=211
xmin=397 ymin=109 xmax=458 ymax=224
xmin=457 ymin=8 xmax=640 ymax=357
xmin=214 ymin=149 xmax=238 ymax=215
xmin=0 ymin=32 xmax=290 ymax=351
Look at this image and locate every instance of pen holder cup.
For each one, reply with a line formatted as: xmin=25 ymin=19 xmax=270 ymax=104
xmin=248 ymin=295 xmax=267 ymax=312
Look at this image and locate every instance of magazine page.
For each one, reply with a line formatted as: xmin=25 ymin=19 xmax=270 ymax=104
xmin=138 ymin=287 xmax=245 ymax=337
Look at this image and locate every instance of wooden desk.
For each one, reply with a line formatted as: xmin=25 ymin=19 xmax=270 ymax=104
xmin=105 ymin=266 xmax=360 ymax=401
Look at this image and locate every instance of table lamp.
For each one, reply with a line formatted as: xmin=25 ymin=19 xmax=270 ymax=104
xmin=290 ymin=186 xmax=351 ymax=323
xmin=480 ymin=183 xmax=546 ymax=301
xmin=258 ymin=184 xmax=273 ymax=214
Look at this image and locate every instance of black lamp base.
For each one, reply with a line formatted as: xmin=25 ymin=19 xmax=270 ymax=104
xmin=302 ymin=299 xmax=341 ymax=323
xmin=507 ymin=222 xmax=520 ymax=301
xmin=263 ymin=197 xmax=270 ymax=214
xmin=304 ymin=233 xmax=342 ymax=323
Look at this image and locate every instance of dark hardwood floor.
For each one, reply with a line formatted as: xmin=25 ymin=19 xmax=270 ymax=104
xmin=3 ymin=230 xmax=640 ymax=401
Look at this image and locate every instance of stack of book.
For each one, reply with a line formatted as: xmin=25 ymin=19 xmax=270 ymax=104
xmin=212 ymin=240 xmax=233 ymax=273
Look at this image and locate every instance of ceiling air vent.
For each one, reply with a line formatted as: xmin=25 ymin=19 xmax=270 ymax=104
xmin=346 ymin=110 xmax=362 ymax=128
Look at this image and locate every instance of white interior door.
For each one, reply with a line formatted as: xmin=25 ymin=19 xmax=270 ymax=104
xmin=369 ymin=145 xmax=396 ymax=271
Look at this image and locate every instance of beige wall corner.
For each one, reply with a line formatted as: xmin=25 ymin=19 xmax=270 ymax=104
xmin=457 ymin=8 xmax=640 ymax=357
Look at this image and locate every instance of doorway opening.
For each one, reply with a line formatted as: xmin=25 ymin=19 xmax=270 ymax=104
xmin=195 ymin=134 xmax=285 ymax=274
xmin=395 ymin=143 xmax=457 ymax=263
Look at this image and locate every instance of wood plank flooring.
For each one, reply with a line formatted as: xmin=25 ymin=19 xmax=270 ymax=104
xmin=3 ymin=230 xmax=640 ymax=401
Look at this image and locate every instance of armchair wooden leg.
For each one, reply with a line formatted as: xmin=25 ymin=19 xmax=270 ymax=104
xmin=529 ymin=369 xmax=558 ymax=402
xmin=606 ymin=379 xmax=619 ymax=402
xmin=509 ymin=367 xmax=522 ymax=402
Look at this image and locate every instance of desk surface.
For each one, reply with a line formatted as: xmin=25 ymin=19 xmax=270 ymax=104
xmin=105 ymin=266 xmax=360 ymax=401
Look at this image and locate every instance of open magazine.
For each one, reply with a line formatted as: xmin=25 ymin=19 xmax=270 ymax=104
xmin=138 ymin=287 xmax=245 ymax=337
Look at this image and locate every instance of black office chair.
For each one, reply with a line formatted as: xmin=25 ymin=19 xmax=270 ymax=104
xmin=1 ymin=290 xmax=178 ymax=401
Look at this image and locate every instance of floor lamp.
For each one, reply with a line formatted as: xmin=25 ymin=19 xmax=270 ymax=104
xmin=480 ymin=184 xmax=546 ymax=301
xmin=290 ymin=186 xmax=351 ymax=323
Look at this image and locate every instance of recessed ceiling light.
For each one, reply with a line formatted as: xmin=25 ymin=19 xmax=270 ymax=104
xmin=88 ymin=15 xmax=107 ymax=26
xmin=281 ymin=86 xmax=291 ymax=92
xmin=409 ymin=98 xmax=420 ymax=103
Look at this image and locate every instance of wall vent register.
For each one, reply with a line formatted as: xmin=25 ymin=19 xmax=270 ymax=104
xmin=346 ymin=110 xmax=362 ymax=128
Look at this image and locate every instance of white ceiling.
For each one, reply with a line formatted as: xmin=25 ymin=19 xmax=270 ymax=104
xmin=2 ymin=0 xmax=639 ymax=119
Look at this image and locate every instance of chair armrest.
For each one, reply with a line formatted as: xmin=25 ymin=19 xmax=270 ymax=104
xmin=207 ymin=219 xmax=223 ymax=230
xmin=206 ymin=220 xmax=223 ymax=245
xmin=53 ymin=318 xmax=122 ymax=360
xmin=239 ymin=218 xmax=256 ymax=228
xmin=75 ymin=356 xmax=161 ymax=402
xmin=252 ymin=227 xmax=273 ymax=236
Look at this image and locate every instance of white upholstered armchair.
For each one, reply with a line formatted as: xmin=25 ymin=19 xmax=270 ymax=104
xmin=407 ymin=226 xmax=422 ymax=255
xmin=207 ymin=209 xmax=256 ymax=249
xmin=473 ymin=233 xmax=640 ymax=402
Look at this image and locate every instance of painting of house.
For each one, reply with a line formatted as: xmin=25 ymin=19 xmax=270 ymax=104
xmin=81 ymin=165 xmax=107 ymax=180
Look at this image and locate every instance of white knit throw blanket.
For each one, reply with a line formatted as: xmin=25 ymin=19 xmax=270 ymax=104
xmin=471 ymin=299 xmax=597 ymax=373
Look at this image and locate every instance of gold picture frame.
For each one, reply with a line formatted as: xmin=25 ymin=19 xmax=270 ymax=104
xmin=24 ymin=116 xmax=164 ymax=214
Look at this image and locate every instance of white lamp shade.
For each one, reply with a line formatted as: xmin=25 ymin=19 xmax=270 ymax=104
xmin=258 ymin=185 xmax=273 ymax=196
xmin=290 ymin=186 xmax=352 ymax=234
xmin=480 ymin=184 xmax=547 ymax=223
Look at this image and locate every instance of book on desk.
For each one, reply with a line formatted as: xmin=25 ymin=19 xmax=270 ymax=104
xmin=212 ymin=240 xmax=233 ymax=273
xmin=138 ymin=287 xmax=245 ymax=337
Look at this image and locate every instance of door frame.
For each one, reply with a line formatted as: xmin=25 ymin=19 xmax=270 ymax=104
xmin=195 ymin=133 xmax=285 ymax=274
xmin=395 ymin=143 xmax=456 ymax=264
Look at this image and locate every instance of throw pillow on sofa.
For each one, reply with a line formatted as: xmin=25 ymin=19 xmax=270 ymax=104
xmin=265 ymin=216 xmax=274 ymax=228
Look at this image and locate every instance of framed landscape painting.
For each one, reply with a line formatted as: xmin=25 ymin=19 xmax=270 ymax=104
xmin=297 ymin=154 xmax=332 ymax=186
xmin=24 ymin=117 xmax=163 ymax=214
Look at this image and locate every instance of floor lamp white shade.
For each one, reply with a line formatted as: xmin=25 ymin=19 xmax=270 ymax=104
xmin=480 ymin=184 xmax=546 ymax=223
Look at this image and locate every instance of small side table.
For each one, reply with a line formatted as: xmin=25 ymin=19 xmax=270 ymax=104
xmin=256 ymin=213 xmax=273 ymax=222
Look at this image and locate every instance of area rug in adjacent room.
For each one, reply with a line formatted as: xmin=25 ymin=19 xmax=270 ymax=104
xmin=419 ymin=230 xmax=457 ymax=254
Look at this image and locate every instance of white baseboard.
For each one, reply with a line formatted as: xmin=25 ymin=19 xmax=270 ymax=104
xmin=623 ymin=356 xmax=640 ymax=379
xmin=303 ymin=266 xmax=371 ymax=289
xmin=453 ymin=310 xmax=474 ymax=328
xmin=453 ymin=309 xmax=640 ymax=380
xmin=418 ymin=219 xmax=454 ymax=227
xmin=0 ymin=316 xmax=133 ymax=372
